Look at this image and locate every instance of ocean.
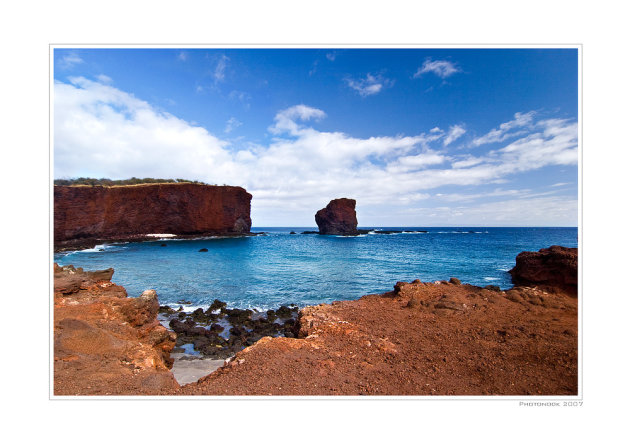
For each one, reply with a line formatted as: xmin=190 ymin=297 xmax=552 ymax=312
xmin=53 ymin=227 xmax=578 ymax=311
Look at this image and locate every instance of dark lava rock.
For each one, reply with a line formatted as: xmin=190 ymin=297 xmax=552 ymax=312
xmin=300 ymin=231 xmax=319 ymax=234
xmin=315 ymin=198 xmax=359 ymax=235
xmin=158 ymin=305 xmax=176 ymax=315
xmin=160 ymin=243 xmax=167 ymax=247
xmin=290 ymin=231 xmax=296 ymax=234
xmin=209 ymin=299 xmax=227 ymax=311
xmin=209 ymin=323 xmax=224 ymax=333
xmin=276 ymin=305 xmax=297 ymax=318
xmin=199 ymin=248 xmax=208 ymax=252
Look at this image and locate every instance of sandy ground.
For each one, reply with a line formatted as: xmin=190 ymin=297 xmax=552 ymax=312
xmin=170 ymin=354 xmax=226 ymax=385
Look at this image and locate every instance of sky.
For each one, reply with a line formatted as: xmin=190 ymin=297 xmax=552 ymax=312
xmin=53 ymin=47 xmax=578 ymax=227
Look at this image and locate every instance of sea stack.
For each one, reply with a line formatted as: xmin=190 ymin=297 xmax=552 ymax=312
xmin=315 ymin=198 xmax=359 ymax=235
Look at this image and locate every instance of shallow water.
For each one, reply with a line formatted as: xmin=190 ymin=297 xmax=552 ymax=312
xmin=54 ymin=227 xmax=577 ymax=310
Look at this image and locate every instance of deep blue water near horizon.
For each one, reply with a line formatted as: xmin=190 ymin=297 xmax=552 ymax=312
xmin=54 ymin=227 xmax=577 ymax=311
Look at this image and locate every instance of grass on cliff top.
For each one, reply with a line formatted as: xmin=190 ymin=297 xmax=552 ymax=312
xmin=53 ymin=178 xmax=219 ymax=187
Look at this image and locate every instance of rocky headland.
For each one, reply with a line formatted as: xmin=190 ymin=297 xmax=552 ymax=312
xmin=54 ymin=183 xmax=252 ymax=251
xmin=53 ymin=246 xmax=578 ymax=396
xmin=315 ymin=198 xmax=359 ymax=235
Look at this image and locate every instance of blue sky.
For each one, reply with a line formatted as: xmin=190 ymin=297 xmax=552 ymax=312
xmin=53 ymin=47 xmax=578 ymax=226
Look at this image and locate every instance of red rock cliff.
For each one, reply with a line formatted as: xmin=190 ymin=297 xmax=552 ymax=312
xmin=54 ymin=183 xmax=252 ymax=245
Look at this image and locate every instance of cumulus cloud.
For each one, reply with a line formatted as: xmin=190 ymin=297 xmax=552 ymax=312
xmin=414 ymin=58 xmax=460 ymax=79
xmin=54 ymin=77 xmax=236 ymax=182
xmin=54 ymin=77 xmax=577 ymax=225
xmin=269 ymin=104 xmax=327 ymax=135
xmin=345 ymin=73 xmax=394 ymax=96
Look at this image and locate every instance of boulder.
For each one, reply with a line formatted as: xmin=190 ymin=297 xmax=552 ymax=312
xmin=315 ymin=198 xmax=359 ymax=235
xmin=509 ymin=245 xmax=578 ymax=295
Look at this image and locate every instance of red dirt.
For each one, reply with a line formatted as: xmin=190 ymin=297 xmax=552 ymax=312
xmin=178 ymin=281 xmax=577 ymax=396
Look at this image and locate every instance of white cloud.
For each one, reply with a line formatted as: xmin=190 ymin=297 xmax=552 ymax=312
xmin=96 ymin=74 xmax=113 ymax=84
xmin=414 ymin=58 xmax=460 ymax=79
xmin=326 ymin=52 xmax=337 ymax=61
xmin=54 ymin=78 xmax=577 ymax=226
xmin=213 ymin=54 xmax=229 ymax=82
xmin=58 ymin=52 xmax=84 ymax=70
xmin=224 ymin=117 xmax=242 ymax=133
xmin=55 ymin=77 xmax=236 ymax=182
xmin=268 ymin=104 xmax=327 ymax=135
xmin=345 ymin=73 xmax=394 ymax=97
xmin=443 ymin=124 xmax=466 ymax=146
xmin=471 ymin=111 xmax=535 ymax=147
xmin=178 ymin=51 xmax=188 ymax=62
xmin=451 ymin=156 xmax=485 ymax=169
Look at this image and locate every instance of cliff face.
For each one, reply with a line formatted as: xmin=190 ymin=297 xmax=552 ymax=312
xmin=54 ymin=183 xmax=252 ymax=245
xmin=315 ymin=198 xmax=359 ymax=235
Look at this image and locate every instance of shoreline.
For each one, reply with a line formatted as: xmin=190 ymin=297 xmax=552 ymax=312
xmin=53 ymin=232 xmax=264 ymax=253
xmin=53 ymin=246 xmax=578 ymax=396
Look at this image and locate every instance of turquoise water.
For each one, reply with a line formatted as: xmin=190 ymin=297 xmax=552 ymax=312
xmin=54 ymin=227 xmax=578 ymax=310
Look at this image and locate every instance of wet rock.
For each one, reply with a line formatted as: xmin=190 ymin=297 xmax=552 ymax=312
xmin=159 ymin=305 xmax=176 ymax=315
xmin=276 ymin=305 xmax=297 ymax=318
xmin=209 ymin=323 xmax=224 ymax=333
xmin=209 ymin=299 xmax=227 ymax=311
xmin=199 ymin=248 xmax=208 ymax=252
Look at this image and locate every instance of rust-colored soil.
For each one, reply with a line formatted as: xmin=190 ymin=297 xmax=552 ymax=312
xmin=178 ymin=281 xmax=577 ymax=396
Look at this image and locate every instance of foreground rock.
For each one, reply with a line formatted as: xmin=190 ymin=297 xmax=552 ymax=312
xmin=54 ymin=246 xmax=577 ymax=396
xmin=54 ymin=264 xmax=178 ymax=395
xmin=161 ymin=301 xmax=298 ymax=360
xmin=315 ymin=198 xmax=359 ymax=235
xmin=54 ymin=183 xmax=252 ymax=251
xmin=509 ymin=245 xmax=578 ymax=295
